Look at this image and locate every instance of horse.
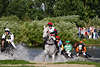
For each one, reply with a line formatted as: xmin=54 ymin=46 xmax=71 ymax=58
xmin=1 ymin=40 xmax=15 ymax=56
xmin=43 ymin=25 xmax=57 ymax=61
xmin=74 ymin=42 xmax=91 ymax=58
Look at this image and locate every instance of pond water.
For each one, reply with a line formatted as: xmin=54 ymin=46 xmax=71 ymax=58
xmin=0 ymin=44 xmax=100 ymax=62
xmin=87 ymin=46 xmax=100 ymax=62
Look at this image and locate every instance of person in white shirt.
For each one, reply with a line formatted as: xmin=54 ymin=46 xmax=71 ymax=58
xmin=1 ymin=28 xmax=16 ymax=52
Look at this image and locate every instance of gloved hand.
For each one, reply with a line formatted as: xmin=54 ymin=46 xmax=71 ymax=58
xmin=50 ymin=34 xmax=55 ymax=36
xmin=6 ymin=39 xmax=10 ymax=43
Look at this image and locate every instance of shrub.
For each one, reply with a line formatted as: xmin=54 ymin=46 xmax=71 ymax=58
xmin=2 ymin=15 xmax=100 ymax=47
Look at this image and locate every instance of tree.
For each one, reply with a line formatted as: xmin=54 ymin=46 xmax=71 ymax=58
xmin=7 ymin=0 xmax=27 ymax=18
xmin=0 ymin=0 xmax=100 ymax=21
xmin=0 ymin=0 xmax=9 ymax=16
xmin=86 ymin=0 xmax=100 ymax=17
xmin=53 ymin=0 xmax=84 ymax=16
xmin=0 ymin=0 xmax=3 ymax=17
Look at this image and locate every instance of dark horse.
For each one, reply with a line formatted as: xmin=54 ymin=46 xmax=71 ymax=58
xmin=1 ymin=40 xmax=14 ymax=56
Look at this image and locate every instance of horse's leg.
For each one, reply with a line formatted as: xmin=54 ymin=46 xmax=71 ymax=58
xmin=52 ymin=54 xmax=55 ymax=62
xmin=51 ymin=44 xmax=57 ymax=62
xmin=43 ymin=50 xmax=47 ymax=62
xmin=43 ymin=45 xmax=49 ymax=62
xmin=67 ymin=50 xmax=71 ymax=58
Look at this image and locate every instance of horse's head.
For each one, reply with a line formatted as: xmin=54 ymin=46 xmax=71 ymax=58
xmin=46 ymin=36 xmax=55 ymax=45
xmin=43 ymin=26 xmax=49 ymax=41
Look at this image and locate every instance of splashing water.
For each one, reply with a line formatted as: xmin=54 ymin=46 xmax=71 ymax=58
xmin=0 ymin=44 xmax=69 ymax=62
xmin=0 ymin=44 xmax=99 ymax=62
xmin=0 ymin=44 xmax=30 ymax=61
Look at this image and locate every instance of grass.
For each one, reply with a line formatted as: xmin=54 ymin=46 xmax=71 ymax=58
xmin=0 ymin=60 xmax=33 ymax=64
xmin=0 ymin=60 xmax=35 ymax=67
xmin=84 ymin=38 xmax=100 ymax=46
xmin=0 ymin=60 xmax=99 ymax=67
xmin=55 ymin=61 xmax=100 ymax=67
xmin=67 ymin=61 xmax=100 ymax=67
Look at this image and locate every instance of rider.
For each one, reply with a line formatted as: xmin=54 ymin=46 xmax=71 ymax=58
xmin=56 ymin=36 xmax=64 ymax=55
xmin=47 ymin=22 xmax=58 ymax=40
xmin=43 ymin=22 xmax=58 ymax=49
xmin=47 ymin=22 xmax=58 ymax=47
xmin=76 ymin=41 xmax=90 ymax=58
xmin=64 ymin=40 xmax=72 ymax=58
xmin=1 ymin=28 xmax=16 ymax=52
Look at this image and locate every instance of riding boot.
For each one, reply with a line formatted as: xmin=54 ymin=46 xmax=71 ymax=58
xmin=1 ymin=48 xmax=5 ymax=52
xmin=43 ymin=41 xmax=46 ymax=50
xmin=64 ymin=51 xmax=69 ymax=58
xmin=86 ymin=52 xmax=92 ymax=57
xmin=54 ymin=40 xmax=58 ymax=49
xmin=54 ymin=40 xmax=59 ymax=52
xmin=85 ymin=55 xmax=88 ymax=58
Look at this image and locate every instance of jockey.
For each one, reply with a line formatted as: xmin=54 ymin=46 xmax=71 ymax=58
xmin=76 ymin=41 xmax=89 ymax=58
xmin=1 ymin=28 xmax=16 ymax=52
xmin=47 ymin=22 xmax=58 ymax=40
xmin=43 ymin=22 xmax=58 ymax=49
xmin=47 ymin=22 xmax=58 ymax=50
xmin=56 ymin=36 xmax=64 ymax=54
xmin=64 ymin=40 xmax=72 ymax=57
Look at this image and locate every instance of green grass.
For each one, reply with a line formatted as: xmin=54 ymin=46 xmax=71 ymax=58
xmin=0 ymin=60 xmax=35 ymax=67
xmin=84 ymin=38 xmax=100 ymax=46
xmin=0 ymin=60 xmax=100 ymax=67
xmin=55 ymin=61 xmax=100 ymax=67
xmin=67 ymin=61 xmax=96 ymax=64
xmin=0 ymin=60 xmax=34 ymax=64
xmin=67 ymin=61 xmax=100 ymax=67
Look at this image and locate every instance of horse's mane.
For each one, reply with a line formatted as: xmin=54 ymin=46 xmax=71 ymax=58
xmin=43 ymin=26 xmax=49 ymax=37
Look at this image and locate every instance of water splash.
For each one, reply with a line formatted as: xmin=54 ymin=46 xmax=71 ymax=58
xmin=0 ymin=44 xmax=30 ymax=60
xmin=0 ymin=44 xmax=68 ymax=62
xmin=0 ymin=44 xmax=99 ymax=62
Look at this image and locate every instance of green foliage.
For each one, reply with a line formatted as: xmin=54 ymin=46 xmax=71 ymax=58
xmin=7 ymin=0 xmax=28 ymax=18
xmin=0 ymin=0 xmax=3 ymax=17
xmin=0 ymin=16 xmax=43 ymax=47
xmin=89 ymin=16 xmax=100 ymax=27
xmin=0 ymin=15 xmax=79 ymax=47
xmin=28 ymin=8 xmax=44 ymax=20
xmin=0 ymin=0 xmax=100 ymax=21
xmin=18 ymin=22 xmax=43 ymax=46
xmin=0 ymin=15 xmax=20 ymax=21
xmin=0 ymin=0 xmax=9 ymax=16
xmin=0 ymin=15 xmax=100 ymax=47
xmin=36 ymin=15 xmax=79 ymax=42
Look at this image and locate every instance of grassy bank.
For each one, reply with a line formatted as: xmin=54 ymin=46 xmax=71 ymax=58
xmin=55 ymin=61 xmax=100 ymax=67
xmin=0 ymin=60 xmax=33 ymax=64
xmin=0 ymin=60 xmax=99 ymax=67
xmin=0 ymin=60 xmax=35 ymax=67
xmin=67 ymin=61 xmax=100 ymax=67
xmin=83 ymin=38 xmax=100 ymax=46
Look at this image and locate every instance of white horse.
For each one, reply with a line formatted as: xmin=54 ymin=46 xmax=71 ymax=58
xmin=43 ymin=25 xmax=57 ymax=62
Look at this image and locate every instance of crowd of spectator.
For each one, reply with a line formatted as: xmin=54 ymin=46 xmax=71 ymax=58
xmin=78 ymin=26 xmax=100 ymax=39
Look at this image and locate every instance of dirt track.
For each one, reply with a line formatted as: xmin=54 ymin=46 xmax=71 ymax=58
xmin=34 ymin=63 xmax=96 ymax=67
xmin=0 ymin=64 xmax=96 ymax=67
